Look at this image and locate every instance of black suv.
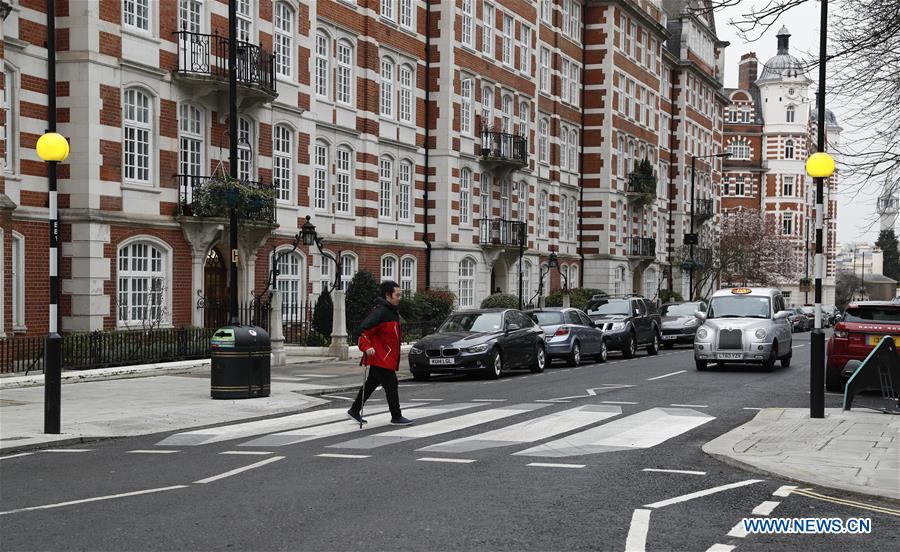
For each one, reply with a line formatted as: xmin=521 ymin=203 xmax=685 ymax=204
xmin=585 ymin=295 xmax=661 ymax=357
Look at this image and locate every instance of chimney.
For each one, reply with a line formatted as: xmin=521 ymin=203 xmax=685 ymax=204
xmin=739 ymin=52 xmax=758 ymax=90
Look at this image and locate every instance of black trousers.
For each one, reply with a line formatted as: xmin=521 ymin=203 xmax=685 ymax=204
xmin=350 ymin=366 xmax=402 ymax=419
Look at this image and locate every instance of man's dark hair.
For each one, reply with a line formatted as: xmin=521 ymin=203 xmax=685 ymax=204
xmin=380 ymin=280 xmax=400 ymax=299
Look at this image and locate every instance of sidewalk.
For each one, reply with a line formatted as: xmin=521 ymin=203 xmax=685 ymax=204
xmin=704 ymin=408 xmax=900 ymax=502
xmin=0 ymin=350 xmax=413 ymax=454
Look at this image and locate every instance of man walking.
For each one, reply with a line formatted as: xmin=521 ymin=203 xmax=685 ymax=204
xmin=347 ymin=280 xmax=414 ymax=426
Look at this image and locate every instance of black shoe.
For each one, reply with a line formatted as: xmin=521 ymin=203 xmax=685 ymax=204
xmin=390 ymin=416 xmax=414 ymax=426
xmin=347 ymin=409 xmax=367 ymax=424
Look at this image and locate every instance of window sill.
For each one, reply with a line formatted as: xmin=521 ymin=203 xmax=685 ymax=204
xmin=12 ymin=325 xmax=27 ymax=334
xmin=122 ymin=28 xmax=160 ymax=44
xmin=122 ymin=182 xmax=162 ymax=194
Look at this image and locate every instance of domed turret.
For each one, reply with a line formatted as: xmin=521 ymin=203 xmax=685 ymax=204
xmin=756 ymin=27 xmax=808 ymax=84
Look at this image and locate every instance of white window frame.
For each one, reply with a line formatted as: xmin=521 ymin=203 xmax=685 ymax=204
xmin=785 ymin=139 xmax=795 ymax=160
xmin=735 ymin=176 xmax=747 ymax=196
xmin=572 ymin=2 xmax=581 ymax=42
xmin=482 ymin=2 xmax=495 ymax=57
xmin=399 ymin=64 xmax=414 ymax=124
xmin=381 ymin=0 xmax=396 ymax=22
xmin=561 ymin=58 xmax=570 ymax=103
xmin=560 ymin=126 xmax=569 ymax=170
xmin=482 ymin=86 xmax=494 ymax=128
xmin=3 ymin=68 xmax=18 ymax=174
xmin=539 ymin=117 xmax=549 ymax=163
xmin=541 ymin=1 xmax=551 ymax=24
xmin=400 ymin=0 xmax=415 ymax=29
xmin=123 ymin=0 xmax=151 ymax=33
xmin=273 ymin=124 xmax=293 ymax=203
xmin=522 ymin=260 xmax=532 ymax=301
xmin=461 ymin=78 xmax=473 ymax=135
xmin=274 ymin=2 xmax=294 ymax=80
xmin=460 ymin=167 xmax=471 ymax=225
xmin=336 ymin=40 xmax=354 ymax=106
xmin=500 ymin=179 xmax=510 ymax=219
xmin=335 ymin=146 xmax=352 ymax=214
xmin=782 ymin=212 xmax=794 ymax=236
xmin=502 ymin=14 xmax=514 ymax=67
xmin=179 ymin=0 xmax=203 ymax=33
xmin=340 ymin=253 xmax=358 ymax=290
xmin=539 ymin=47 xmax=551 ymax=94
xmin=562 ymin=0 xmax=570 ymax=36
xmin=117 ymin=239 xmax=170 ymax=328
xmin=458 ymin=258 xmax=476 ymax=308
xmin=786 ymin=105 xmax=795 ymax=123
xmin=237 ymin=116 xmax=254 ymax=181
xmin=381 ymin=255 xmax=398 ymax=282
xmin=315 ymin=32 xmax=330 ymax=99
xmin=728 ymin=139 xmax=750 ymax=160
xmin=380 ymin=57 xmax=395 ymax=119
xmin=11 ymin=232 xmax=25 ymax=329
xmin=783 ymin=175 xmax=795 ymax=197
xmin=519 ymin=24 xmax=531 ymax=75
xmin=398 ymin=160 xmax=413 ymax=221
xmin=517 ymin=181 xmax=527 ymax=223
xmin=569 ymin=61 xmax=579 ymax=106
xmin=570 ymin=264 xmax=579 ymax=289
xmin=236 ymin=0 xmax=253 ymax=42
xmin=400 ymin=256 xmax=416 ymax=296
xmin=319 ymin=250 xmax=334 ymax=293
xmin=538 ymin=189 xmax=549 ymax=237
xmin=275 ymin=249 xmax=305 ymax=312
xmin=379 ymin=155 xmax=394 ymax=219
xmin=569 ymin=128 xmax=578 ymax=170
xmin=178 ymin=103 xmax=203 ymax=182
xmin=314 ymin=140 xmax=328 ymax=211
xmin=462 ymin=0 xmax=475 ymax=48
xmin=123 ymin=88 xmax=153 ymax=185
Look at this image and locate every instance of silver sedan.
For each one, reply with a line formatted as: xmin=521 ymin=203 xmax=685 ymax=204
xmin=527 ymin=308 xmax=608 ymax=366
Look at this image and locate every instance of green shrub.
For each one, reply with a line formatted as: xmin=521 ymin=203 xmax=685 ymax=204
xmin=191 ymin=176 xmax=275 ymax=221
xmin=312 ymin=290 xmax=333 ymax=339
xmin=545 ymin=288 xmax=607 ymax=310
xmin=659 ymin=289 xmax=684 ymax=304
xmin=411 ymin=288 xmax=456 ymax=324
xmin=304 ymin=332 xmax=330 ymax=347
xmin=480 ymin=293 xmax=519 ymax=309
xmin=345 ymin=270 xmax=380 ymax=337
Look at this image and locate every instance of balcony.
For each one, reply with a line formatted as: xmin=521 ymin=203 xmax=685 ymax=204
xmin=480 ymin=131 xmax=528 ymax=168
xmin=479 ymin=218 xmax=527 ymax=248
xmin=625 ymin=237 xmax=656 ymax=258
xmin=625 ymin=172 xmax=657 ymax=206
xmin=177 ymin=174 xmax=275 ymax=224
xmin=173 ymin=31 xmax=277 ymax=99
xmin=695 ymin=199 xmax=715 ymax=223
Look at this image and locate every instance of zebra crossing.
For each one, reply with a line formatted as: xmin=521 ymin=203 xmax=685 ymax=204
xmin=155 ymin=401 xmax=716 ymax=460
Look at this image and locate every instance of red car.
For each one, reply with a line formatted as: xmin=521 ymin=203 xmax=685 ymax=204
xmin=826 ymin=301 xmax=900 ymax=392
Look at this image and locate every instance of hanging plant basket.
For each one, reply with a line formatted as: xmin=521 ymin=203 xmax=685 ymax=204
xmin=191 ymin=176 xmax=275 ymax=222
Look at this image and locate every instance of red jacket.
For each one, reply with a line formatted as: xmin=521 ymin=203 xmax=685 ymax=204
xmin=357 ymin=298 xmax=402 ymax=371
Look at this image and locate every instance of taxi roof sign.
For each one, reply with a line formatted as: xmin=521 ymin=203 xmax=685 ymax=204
xmin=731 ymin=288 xmax=753 ymax=294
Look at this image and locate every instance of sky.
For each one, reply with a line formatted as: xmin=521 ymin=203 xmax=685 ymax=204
xmin=712 ymin=0 xmax=879 ymax=246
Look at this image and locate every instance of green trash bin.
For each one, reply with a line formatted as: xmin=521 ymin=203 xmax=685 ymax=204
xmin=210 ymin=325 xmax=271 ymax=399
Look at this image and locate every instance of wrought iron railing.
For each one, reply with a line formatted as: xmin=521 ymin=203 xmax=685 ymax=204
xmin=173 ymin=31 xmax=276 ymax=95
xmin=625 ymin=237 xmax=656 ymax=258
xmin=626 ymin=172 xmax=657 ymax=194
xmin=177 ymin=174 xmax=275 ymax=223
xmin=479 ymin=218 xmax=527 ymax=248
xmin=480 ymin=131 xmax=528 ymax=165
xmin=695 ymin=198 xmax=715 ymax=222
xmin=196 ymin=296 xmax=272 ymax=332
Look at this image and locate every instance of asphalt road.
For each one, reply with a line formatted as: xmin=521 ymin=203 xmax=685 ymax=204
xmin=1 ymin=332 xmax=898 ymax=551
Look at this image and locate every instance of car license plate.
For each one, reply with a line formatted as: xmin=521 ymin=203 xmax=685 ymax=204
xmin=429 ymin=358 xmax=454 ymax=366
xmin=662 ymin=335 xmax=678 ymax=340
xmin=866 ymin=335 xmax=900 ymax=347
xmin=717 ymin=353 xmax=742 ymax=360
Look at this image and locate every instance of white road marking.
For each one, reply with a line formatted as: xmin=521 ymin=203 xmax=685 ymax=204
xmin=642 ymin=468 xmax=706 ymax=476
xmin=418 ymin=405 xmax=621 ymax=454
xmin=602 ymin=401 xmax=639 ymax=405
xmin=240 ymin=403 xmax=475 ymax=447
xmin=705 ymin=545 xmax=735 ymax=552
xmin=408 ymin=398 xmax=443 ymax=402
xmin=317 ymin=453 xmax=370 ymax=459
xmin=219 ymin=451 xmax=274 ymax=456
xmin=727 ymin=521 xmax=749 ymax=538
xmin=126 ymin=450 xmax=180 ymax=454
xmin=320 ymin=394 xmax=354 ymax=401
xmin=516 ymin=407 xmax=714 ymax=457
xmin=752 ymin=500 xmax=780 ymax=515
xmin=792 ymin=344 xmax=803 ymax=349
xmin=331 ymin=403 xmax=548 ymax=450
xmin=773 ymin=485 xmax=797 ymax=497
xmin=0 ymin=453 xmax=33 ymax=461
xmin=193 ymin=456 xmax=285 ymax=484
xmin=527 ymin=462 xmax=586 ymax=469
xmin=644 ymin=479 xmax=764 ymax=509
xmin=416 ymin=457 xmax=476 ymax=464
xmin=742 ymin=407 xmax=763 ymax=411
xmin=0 ymin=485 xmax=189 ymax=516
xmin=670 ymin=404 xmax=708 ymax=408
xmin=42 ymin=449 xmax=92 ymax=453
xmin=471 ymin=399 xmax=507 ymax=402
xmin=624 ymin=509 xmax=652 ymax=552
xmin=294 ymin=374 xmax=338 ymax=378
xmin=647 ymin=370 xmax=686 ymax=381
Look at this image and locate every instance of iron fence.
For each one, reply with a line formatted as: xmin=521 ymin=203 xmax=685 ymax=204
xmin=479 ymin=130 xmax=528 ymax=164
xmin=281 ymin=301 xmax=313 ymax=345
xmin=479 ymin=218 xmax=527 ymax=248
xmin=625 ymin=237 xmax=656 ymax=258
xmin=173 ymin=31 xmax=276 ymax=94
xmin=197 ymin=299 xmax=271 ymax=332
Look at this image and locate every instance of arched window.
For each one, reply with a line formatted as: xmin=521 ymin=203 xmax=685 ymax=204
xmin=399 ymin=64 xmax=414 ymax=123
xmin=319 ymin=250 xmax=335 ymax=293
xmin=613 ymin=265 xmax=626 ymax=296
xmin=117 ymin=239 xmax=168 ymax=326
xmin=335 ymin=146 xmax=352 ymax=214
xmin=123 ymin=88 xmax=152 ymax=184
xmin=786 ymin=105 xmax=795 ymax=123
xmin=379 ymin=155 xmax=394 ymax=219
xmin=315 ymin=31 xmax=329 ymax=97
xmin=539 ymin=117 xmax=549 ymax=163
xmin=274 ymin=2 xmax=294 ymax=79
xmin=276 ymin=250 xmax=304 ymax=311
xmin=340 ymin=253 xmax=357 ymax=289
xmin=644 ymin=267 xmax=658 ymax=300
xmin=380 ymin=57 xmax=395 ymax=118
xmin=458 ymin=258 xmax=476 ymax=307
xmin=400 ymin=256 xmax=416 ymax=296
xmin=179 ymin=103 xmax=203 ymax=182
xmin=381 ymin=255 xmax=398 ymax=282
xmin=460 ymin=168 xmax=471 ymax=225
xmin=570 ymin=264 xmax=579 ymax=289
xmin=398 ymin=160 xmax=413 ymax=221
xmin=336 ymin=40 xmax=354 ymax=105
xmin=522 ymin=260 xmax=532 ymax=302
xmin=313 ymin=140 xmax=329 ymax=211
xmin=273 ymin=124 xmax=293 ymax=202
xmin=785 ymin=139 xmax=795 ymax=159
xmin=561 ymin=264 xmax=569 ymax=290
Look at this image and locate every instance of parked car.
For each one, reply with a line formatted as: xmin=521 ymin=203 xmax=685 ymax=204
xmin=823 ymin=304 xmax=840 ymax=326
xmin=659 ymin=301 xmax=707 ymax=347
xmin=825 ymin=301 xmax=900 ymax=392
xmin=693 ymin=287 xmax=793 ymax=371
xmin=408 ymin=309 xmax=546 ymax=380
xmin=799 ymin=305 xmax=816 ymax=327
xmin=788 ymin=307 xmax=810 ymax=332
xmin=585 ymin=295 xmax=661 ymax=358
xmin=527 ymin=308 xmax=608 ymax=365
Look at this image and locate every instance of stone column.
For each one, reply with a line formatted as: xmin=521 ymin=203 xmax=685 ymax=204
xmin=269 ymin=290 xmax=286 ymax=366
xmin=562 ymin=294 xmax=571 ymax=308
xmin=179 ymin=220 xmax=223 ymax=327
xmin=328 ymin=289 xmax=349 ymax=360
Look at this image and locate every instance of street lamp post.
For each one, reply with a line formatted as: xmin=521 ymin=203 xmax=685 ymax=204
xmin=299 ymin=215 xmax=341 ymax=292
xmin=517 ymin=221 xmax=526 ymax=310
xmin=532 ymin=252 xmax=567 ymax=307
xmin=227 ymin=0 xmax=240 ymax=325
xmin=688 ymin=152 xmax=730 ymax=301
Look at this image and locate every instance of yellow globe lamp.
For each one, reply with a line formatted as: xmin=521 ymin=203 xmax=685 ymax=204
xmin=805 ymin=152 xmax=835 ymax=178
xmin=36 ymin=132 xmax=70 ymax=163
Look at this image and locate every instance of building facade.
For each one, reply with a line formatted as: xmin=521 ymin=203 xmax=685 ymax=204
xmin=721 ymin=28 xmax=839 ymax=307
xmin=1 ymin=0 xmax=730 ymax=338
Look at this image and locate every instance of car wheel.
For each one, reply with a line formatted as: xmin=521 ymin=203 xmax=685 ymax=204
xmin=695 ymin=358 xmax=708 ymax=371
xmin=780 ymin=347 xmax=792 ymax=368
xmin=596 ymin=340 xmax=608 ymax=363
xmin=567 ymin=342 xmax=581 ymax=367
xmin=531 ymin=345 xmax=546 ymax=373
xmin=622 ymin=332 xmax=637 ymax=358
xmin=763 ymin=343 xmax=777 ymax=372
xmin=647 ymin=331 xmax=660 ymax=356
xmin=485 ymin=349 xmax=503 ymax=379
xmin=411 ymin=369 xmax=431 ymax=381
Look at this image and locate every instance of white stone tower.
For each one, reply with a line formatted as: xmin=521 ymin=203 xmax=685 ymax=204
xmin=877 ymin=180 xmax=900 ymax=233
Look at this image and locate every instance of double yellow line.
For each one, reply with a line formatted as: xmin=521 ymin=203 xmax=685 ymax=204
xmin=793 ymin=488 xmax=900 ymax=518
